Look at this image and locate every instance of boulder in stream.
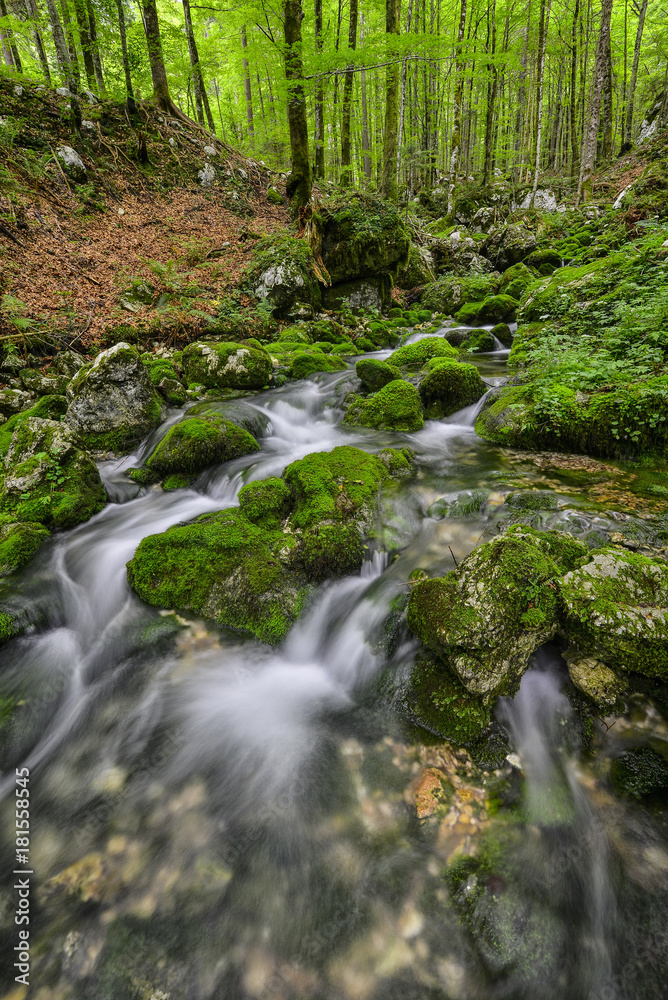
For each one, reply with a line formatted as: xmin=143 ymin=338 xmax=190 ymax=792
xmin=418 ymin=359 xmax=486 ymax=418
xmin=145 ymin=414 xmax=260 ymax=479
xmin=343 ymin=379 xmax=424 ymax=433
xmin=65 ymin=342 xmax=163 ymax=457
xmin=181 ymin=340 xmax=272 ymax=391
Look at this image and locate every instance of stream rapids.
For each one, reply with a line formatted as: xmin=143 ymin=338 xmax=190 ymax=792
xmin=1 ymin=331 xmax=667 ymax=1000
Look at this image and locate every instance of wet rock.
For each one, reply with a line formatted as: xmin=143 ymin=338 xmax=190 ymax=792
xmin=0 ymin=521 xmax=49 ymax=576
xmin=428 ymin=490 xmax=489 ymax=519
xmin=343 ymin=380 xmax=424 ymax=432
xmin=418 ymin=359 xmax=486 ymax=418
xmin=145 ymin=414 xmax=260 ymax=479
xmin=566 ymin=656 xmax=628 ymax=710
xmin=56 ymin=145 xmax=87 ymax=183
xmin=610 ymin=747 xmax=668 ymax=798
xmin=181 ymin=340 xmax=272 ymax=391
xmin=387 ymin=336 xmax=458 ymax=371
xmin=355 ymin=358 xmax=402 ymax=393
xmin=481 ymin=224 xmax=537 ymax=271
xmin=245 ymin=234 xmax=321 ymax=317
xmin=322 ymin=275 xmax=391 ymax=312
xmin=66 ymin=342 xmax=163 ymax=456
xmin=407 ymin=526 xmax=589 ymax=701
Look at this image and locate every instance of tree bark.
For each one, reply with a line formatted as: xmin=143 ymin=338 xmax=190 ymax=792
xmin=86 ymin=0 xmax=106 ymax=94
xmin=622 ymin=0 xmax=648 ymax=150
xmin=530 ymin=0 xmax=551 ymax=206
xmin=447 ymin=0 xmax=467 ymax=218
xmin=397 ymin=0 xmax=413 ymax=194
xmin=183 ymin=0 xmax=207 ymax=126
xmin=72 ymin=0 xmax=96 ymax=90
xmin=141 ymin=0 xmax=174 ymax=112
xmin=381 ymin=0 xmax=400 ymax=202
xmin=340 ymin=0 xmax=358 ymax=187
xmin=241 ymin=25 xmax=254 ymax=140
xmin=24 ymin=0 xmax=51 ymax=84
xmin=58 ymin=0 xmax=81 ymax=88
xmin=360 ymin=6 xmax=371 ymax=182
xmin=602 ymin=10 xmax=613 ymax=158
xmin=115 ymin=0 xmax=137 ymax=114
xmin=577 ymin=0 xmax=613 ymax=204
xmin=314 ymin=0 xmax=325 ymax=179
xmin=483 ymin=0 xmax=497 ymax=188
xmin=283 ymin=0 xmax=311 ymax=213
xmin=569 ymin=0 xmax=580 ymax=176
xmin=44 ymin=0 xmax=71 ymax=80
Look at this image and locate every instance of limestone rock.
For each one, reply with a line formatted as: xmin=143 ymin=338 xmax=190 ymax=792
xmin=0 ymin=389 xmax=33 ymax=418
xmin=566 ymin=656 xmax=627 ymax=711
xmin=198 ymin=163 xmax=216 ymax=187
xmin=481 ymin=224 xmax=537 ymax=271
xmin=181 ymin=340 xmax=272 ymax=390
xmin=320 ymin=195 xmax=410 ymax=284
xmin=56 ymin=145 xmax=87 ymax=183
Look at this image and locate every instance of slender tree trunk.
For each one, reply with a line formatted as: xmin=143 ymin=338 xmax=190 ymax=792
xmin=602 ymin=12 xmax=613 ymax=158
xmin=447 ymin=0 xmax=467 ymax=217
xmin=360 ymin=6 xmax=371 ymax=181
xmin=622 ymin=0 xmax=647 ymax=149
xmin=381 ymin=0 xmax=400 ymax=202
xmin=240 ymin=25 xmax=254 ymax=141
xmin=24 ymin=0 xmax=51 ymax=84
xmin=397 ymin=0 xmax=413 ymax=190
xmin=483 ymin=0 xmax=497 ymax=188
xmin=44 ymin=0 xmax=71 ymax=79
xmin=183 ymin=0 xmax=204 ymax=125
xmin=0 ymin=0 xmax=22 ymax=70
xmin=619 ymin=0 xmax=628 ymax=150
xmin=530 ymin=0 xmax=551 ymax=206
xmin=115 ymin=0 xmax=137 ymax=114
xmin=141 ymin=0 xmax=175 ymax=112
xmin=86 ymin=0 xmax=106 ymax=94
xmin=314 ymin=0 xmax=325 ymax=179
xmin=577 ymin=0 xmax=613 ymax=204
xmin=283 ymin=0 xmax=311 ymax=212
xmin=58 ymin=0 xmax=81 ymax=88
xmin=515 ymin=0 xmax=532 ymax=177
xmin=72 ymin=0 xmax=96 ymax=90
xmin=340 ymin=0 xmax=358 ymax=186
xmin=569 ymin=0 xmax=580 ymax=176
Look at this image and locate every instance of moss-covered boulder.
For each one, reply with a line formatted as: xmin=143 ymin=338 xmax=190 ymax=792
xmin=481 ymin=224 xmax=537 ymax=271
xmin=65 ymin=343 xmax=163 ymax=456
xmin=560 ymin=549 xmax=668 ymax=681
xmin=291 ymin=351 xmax=347 ymax=379
xmin=19 ymin=369 xmax=70 ymax=397
xmin=181 ymin=340 xmax=271 ymax=391
xmin=418 ymin=360 xmax=486 ymax=418
xmin=355 ymin=358 xmax=402 ymax=392
xmin=244 ymin=234 xmax=321 ymax=317
xmin=499 ymin=262 xmax=536 ymax=300
xmin=396 ymin=244 xmax=435 ymax=288
xmin=141 ymin=353 xmax=186 ymax=406
xmin=320 ymin=194 xmax=410 ymax=284
xmin=427 ymin=489 xmax=489 ymax=518
xmin=387 ymin=337 xmax=458 ymax=371
xmin=128 ymin=445 xmax=408 ymax=642
xmin=145 ymin=414 xmax=260 ymax=478
xmin=322 ymin=276 xmax=392 ymax=313
xmin=419 ymin=273 xmax=500 ymax=315
xmin=610 ymin=747 xmax=668 ymax=799
xmin=0 ymin=417 xmax=106 ymax=529
xmin=461 ymin=329 xmax=496 ymax=353
xmin=343 ymin=380 xmax=424 ymax=432
xmin=455 ymin=294 xmax=518 ymax=325
xmin=0 ymin=396 xmax=68 ymax=458
xmin=525 ymin=248 xmax=562 ymax=275
xmin=403 ymin=655 xmax=491 ymax=743
xmin=407 ymin=527 xmax=589 ymax=702
xmin=0 ymin=521 xmax=49 ymax=575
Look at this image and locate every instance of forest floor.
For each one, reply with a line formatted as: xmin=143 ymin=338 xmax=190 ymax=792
xmin=0 ymin=75 xmax=289 ymax=353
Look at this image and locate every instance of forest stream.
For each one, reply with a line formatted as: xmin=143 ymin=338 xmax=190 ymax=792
xmin=1 ymin=324 xmax=667 ymax=1000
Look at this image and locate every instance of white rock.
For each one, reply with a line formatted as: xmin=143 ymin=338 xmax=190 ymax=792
xmin=237 ymin=167 xmax=248 ymax=180
xmin=203 ymin=145 xmax=217 ymax=157
xmin=56 ymin=87 xmax=72 ymax=99
xmin=613 ymin=184 xmax=633 ymax=210
xmin=81 ymin=120 xmax=95 ymax=131
xmin=13 ymin=84 xmax=24 ymax=97
xmin=168 ymin=137 xmax=175 ymax=146
xmin=198 ymin=163 xmax=216 ymax=187
xmin=82 ymin=89 xmax=98 ymax=105
xmin=520 ymin=188 xmax=559 ymax=211
xmin=56 ymin=145 xmax=87 ymax=182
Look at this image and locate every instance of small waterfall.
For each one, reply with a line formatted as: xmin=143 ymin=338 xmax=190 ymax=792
xmin=445 ymin=386 xmax=496 ymax=427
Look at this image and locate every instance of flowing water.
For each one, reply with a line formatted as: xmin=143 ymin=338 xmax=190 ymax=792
xmin=1 ymin=336 xmax=668 ymax=1000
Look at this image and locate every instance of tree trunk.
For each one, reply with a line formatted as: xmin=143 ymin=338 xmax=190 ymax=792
xmin=72 ymin=0 xmax=96 ymax=90
xmin=283 ymin=0 xmax=311 ymax=213
xmin=141 ymin=0 xmax=174 ymax=112
xmin=115 ymin=0 xmax=136 ymax=114
xmin=340 ymin=0 xmax=358 ymax=187
xmin=24 ymin=0 xmax=51 ymax=84
xmin=381 ymin=0 xmax=400 ymax=202
xmin=569 ymin=0 xmax=580 ymax=176
xmin=314 ymin=0 xmax=325 ymax=179
xmin=183 ymin=0 xmax=205 ymax=125
xmin=240 ymin=25 xmax=254 ymax=141
xmin=397 ymin=0 xmax=413 ymax=192
xmin=530 ymin=0 xmax=551 ymax=206
xmin=58 ymin=0 xmax=81 ymax=88
xmin=602 ymin=11 xmax=613 ymax=159
xmin=44 ymin=0 xmax=71 ymax=79
xmin=483 ymin=0 xmax=497 ymax=188
xmin=577 ymin=0 xmax=613 ymax=204
xmin=447 ymin=0 xmax=467 ymax=218
xmin=622 ymin=0 xmax=648 ymax=149
xmin=86 ymin=0 xmax=106 ymax=94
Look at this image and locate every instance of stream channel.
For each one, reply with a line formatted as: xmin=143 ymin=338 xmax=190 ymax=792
xmin=1 ymin=325 xmax=667 ymax=999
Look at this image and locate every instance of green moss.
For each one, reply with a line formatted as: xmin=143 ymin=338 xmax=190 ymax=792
xmin=499 ymin=262 xmax=536 ymax=300
xmin=460 ymin=329 xmax=496 ymax=353
xmin=455 ymin=294 xmax=518 ymax=326
xmin=355 ymin=358 xmax=402 ymax=392
xmin=278 ymin=326 xmax=311 ymax=344
xmin=243 ymin=234 xmax=322 ymax=315
xmin=491 ymin=322 xmax=513 ymax=347
xmin=238 ymin=476 xmax=293 ymax=528
xmin=610 ymin=747 xmax=668 ymax=799
xmin=0 ymin=396 xmax=68 ymax=459
xmin=162 ymin=473 xmax=192 ymax=491
xmin=290 ymin=352 xmax=347 ymax=379
xmin=404 ymin=656 xmax=491 ymax=744
xmin=320 ymin=194 xmax=410 ymax=284
xmin=343 ymin=380 xmax=424 ymax=432
xmin=453 ymin=301 xmax=481 ymax=325
xmin=428 ymin=489 xmax=488 ymax=518
xmin=146 ymin=414 xmax=259 ymax=477
xmin=0 ymin=522 xmax=50 ymax=575
xmin=505 ymin=490 xmax=559 ymax=513
xmin=387 ymin=337 xmax=458 ymax=370
xmin=418 ymin=360 xmax=485 ymax=418
xmin=181 ymin=341 xmax=272 ymax=390
xmin=525 ymin=248 xmax=563 ymax=275
xmin=420 ymin=273 xmax=500 ymax=315
xmin=292 ymin=523 xmax=365 ymax=582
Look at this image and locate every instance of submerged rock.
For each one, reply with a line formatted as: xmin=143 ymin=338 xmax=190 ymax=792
xmin=66 ymin=342 xmax=163 ymax=456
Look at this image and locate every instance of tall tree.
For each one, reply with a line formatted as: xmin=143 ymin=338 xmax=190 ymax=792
xmin=340 ymin=0 xmax=358 ymax=186
xmin=184 ymin=0 xmax=215 ymax=130
xmin=0 ymin=0 xmax=22 ymax=72
xmin=447 ymin=0 xmax=467 ymax=217
xmin=241 ymin=25 xmax=254 ymax=140
xmin=58 ymin=0 xmax=81 ymax=88
xmin=569 ymin=0 xmax=580 ymax=176
xmin=381 ymin=0 xmax=400 ymax=202
xmin=577 ymin=0 xmax=614 ymax=203
xmin=314 ymin=0 xmax=325 ymax=179
xmin=530 ymin=0 xmax=552 ymax=206
xmin=115 ymin=0 xmax=136 ymax=114
xmin=141 ymin=0 xmax=176 ymax=113
xmin=44 ymin=0 xmax=72 ymax=80
xmin=86 ymin=0 xmax=106 ymax=95
xmin=24 ymin=0 xmax=51 ymax=84
xmin=483 ymin=0 xmax=497 ymax=188
xmin=72 ymin=0 xmax=97 ymax=90
xmin=621 ymin=0 xmax=648 ymax=151
xmin=283 ymin=0 xmax=311 ymax=212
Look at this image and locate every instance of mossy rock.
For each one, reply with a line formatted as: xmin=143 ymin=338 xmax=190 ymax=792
xmin=403 ymin=655 xmax=491 ymax=744
xmin=290 ymin=352 xmax=347 ymax=380
xmin=461 ymin=329 xmax=496 ymax=353
xmin=387 ymin=337 xmax=458 ymax=371
xmin=19 ymin=369 xmax=70 ymax=397
xmin=0 ymin=417 xmax=106 ymax=530
xmin=525 ymin=248 xmax=562 ymax=275
xmin=343 ymin=380 xmax=424 ymax=433
xmin=355 ymin=358 xmax=402 ymax=392
xmin=0 ymin=396 xmax=68 ymax=459
xmin=320 ymin=194 xmax=410 ymax=284
xmin=610 ymin=747 xmax=668 ymax=799
xmin=278 ymin=327 xmax=311 ymax=344
xmin=482 ymin=224 xmax=537 ymax=271
xmin=428 ymin=489 xmax=489 ymax=519
xmin=181 ymin=340 xmax=271 ymax=391
xmin=420 ymin=273 xmax=500 ymax=315
xmin=141 ymin=354 xmax=186 ymax=405
xmin=0 ymin=521 xmax=50 ymax=576
xmin=396 ymin=244 xmax=434 ymax=288
xmin=366 ymin=321 xmax=400 ymax=349
xmin=418 ymin=360 xmax=486 ymax=418
xmin=65 ymin=342 xmax=163 ymax=456
xmin=407 ymin=526 xmax=589 ymax=702
xmin=505 ymin=490 xmax=559 ymax=513
xmin=243 ymin=233 xmax=321 ymax=317
xmin=456 ymin=294 xmax=518 ymax=326
xmin=238 ymin=476 xmax=293 ymax=528
xmin=560 ymin=548 xmax=668 ymax=681
xmin=145 ymin=415 xmax=260 ymax=477
xmin=499 ymin=262 xmax=536 ymax=300
xmin=491 ymin=322 xmax=513 ymax=347
xmin=291 ymin=523 xmax=365 ymax=582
